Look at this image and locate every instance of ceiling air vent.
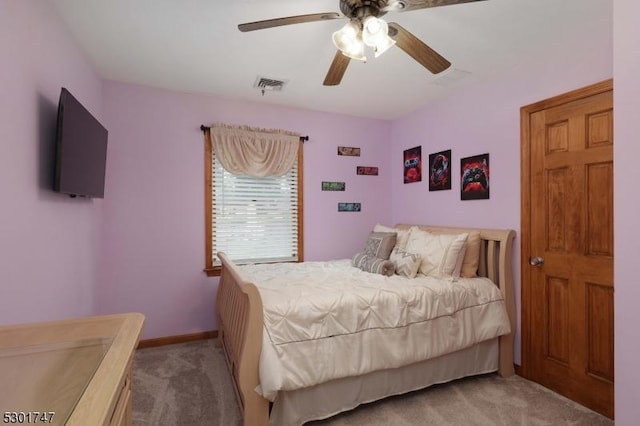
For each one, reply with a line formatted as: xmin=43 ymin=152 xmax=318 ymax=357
xmin=254 ymin=76 xmax=287 ymax=95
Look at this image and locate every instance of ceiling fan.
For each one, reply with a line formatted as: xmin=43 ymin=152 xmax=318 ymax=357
xmin=238 ymin=0 xmax=487 ymax=86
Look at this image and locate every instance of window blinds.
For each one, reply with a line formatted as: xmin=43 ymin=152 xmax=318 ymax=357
xmin=212 ymin=156 xmax=299 ymax=266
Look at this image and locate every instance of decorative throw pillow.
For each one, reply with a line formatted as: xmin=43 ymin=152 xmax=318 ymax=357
xmin=373 ymin=224 xmax=411 ymax=250
xmin=363 ymin=232 xmax=397 ymax=260
xmin=405 ymin=228 xmax=469 ymax=278
xmin=389 ymin=247 xmax=421 ymax=278
xmin=352 ymin=252 xmax=395 ymax=276
xmin=352 ymin=251 xmax=367 ymax=267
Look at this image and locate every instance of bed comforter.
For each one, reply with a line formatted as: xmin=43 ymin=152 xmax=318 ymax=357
xmin=240 ymin=259 xmax=511 ymax=401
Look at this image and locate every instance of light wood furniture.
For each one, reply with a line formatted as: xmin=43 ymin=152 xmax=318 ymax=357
xmin=0 ymin=313 xmax=144 ymax=426
xmin=216 ymin=225 xmax=516 ymax=426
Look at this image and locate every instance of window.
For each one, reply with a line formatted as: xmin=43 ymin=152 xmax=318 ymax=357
xmin=204 ymin=130 xmax=303 ymax=276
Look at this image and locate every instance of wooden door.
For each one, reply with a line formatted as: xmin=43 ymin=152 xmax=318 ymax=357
xmin=521 ymin=80 xmax=614 ymax=418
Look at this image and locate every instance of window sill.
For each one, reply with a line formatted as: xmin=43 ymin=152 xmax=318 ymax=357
xmin=204 ymin=267 xmax=221 ymax=277
xmin=204 ymin=259 xmax=303 ymax=277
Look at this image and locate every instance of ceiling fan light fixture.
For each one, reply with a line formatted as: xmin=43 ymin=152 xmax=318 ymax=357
xmin=236 ymin=0 xmax=469 ymax=87
xmin=362 ymin=16 xmax=396 ymax=57
xmin=373 ymin=36 xmax=396 ymax=58
xmin=385 ymin=0 xmax=406 ymax=11
xmin=332 ymin=22 xmax=366 ymax=61
xmin=341 ymin=39 xmax=367 ymax=62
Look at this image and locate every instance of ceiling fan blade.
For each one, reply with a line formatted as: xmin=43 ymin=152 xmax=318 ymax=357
xmin=384 ymin=0 xmax=487 ymax=13
xmin=323 ymin=51 xmax=351 ymax=86
xmin=388 ymin=22 xmax=451 ymax=74
xmin=238 ymin=12 xmax=343 ymax=32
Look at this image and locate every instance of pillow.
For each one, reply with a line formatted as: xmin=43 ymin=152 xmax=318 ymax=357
xmin=425 ymin=229 xmax=481 ymax=278
xmin=389 ymin=247 xmax=421 ymax=278
xmin=452 ymin=245 xmax=467 ymax=279
xmin=363 ymin=232 xmax=397 ymax=260
xmin=352 ymin=252 xmax=395 ymax=276
xmin=460 ymin=231 xmax=481 ymax=278
xmin=373 ymin=224 xmax=411 ymax=250
xmin=405 ymin=228 xmax=468 ymax=278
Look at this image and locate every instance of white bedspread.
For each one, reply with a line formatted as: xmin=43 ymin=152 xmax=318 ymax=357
xmin=240 ymin=260 xmax=511 ymax=401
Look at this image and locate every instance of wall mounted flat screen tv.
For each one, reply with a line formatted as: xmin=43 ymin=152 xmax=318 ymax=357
xmin=54 ymin=87 xmax=108 ymax=198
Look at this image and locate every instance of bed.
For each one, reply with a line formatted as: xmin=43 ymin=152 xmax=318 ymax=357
xmin=215 ymin=224 xmax=516 ymax=426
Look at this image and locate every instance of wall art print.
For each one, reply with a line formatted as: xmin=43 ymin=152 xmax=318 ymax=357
xmin=321 ymin=181 xmax=346 ymax=191
xmin=357 ymin=166 xmax=378 ymax=176
xmin=460 ymin=153 xmax=490 ymax=200
xmin=403 ymin=146 xmax=422 ymax=184
xmin=428 ymin=149 xmax=452 ymax=191
xmin=338 ymin=202 xmax=361 ymax=212
xmin=337 ymin=146 xmax=360 ymax=156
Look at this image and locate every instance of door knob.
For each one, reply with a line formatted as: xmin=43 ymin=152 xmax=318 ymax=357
xmin=529 ymin=257 xmax=544 ymax=266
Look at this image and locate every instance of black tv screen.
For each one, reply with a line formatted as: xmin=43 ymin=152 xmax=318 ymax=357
xmin=54 ymin=88 xmax=108 ymax=198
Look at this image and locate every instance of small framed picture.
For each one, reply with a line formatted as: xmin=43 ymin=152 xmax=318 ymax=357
xmin=356 ymin=166 xmax=378 ymax=176
xmin=338 ymin=202 xmax=361 ymax=212
xmin=403 ymin=146 xmax=422 ymax=183
xmin=460 ymin=153 xmax=490 ymax=200
xmin=321 ymin=181 xmax=346 ymax=191
xmin=338 ymin=146 xmax=361 ymax=156
xmin=428 ymin=149 xmax=452 ymax=191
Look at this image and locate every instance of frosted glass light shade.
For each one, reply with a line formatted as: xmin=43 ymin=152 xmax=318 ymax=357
xmin=362 ymin=16 xmax=396 ymax=57
xmin=332 ymin=22 xmax=366 ymax=61
xmin=373 ymin=36 xmax=396 ymax=57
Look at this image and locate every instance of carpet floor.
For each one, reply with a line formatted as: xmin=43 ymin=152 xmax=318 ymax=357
xmin=132 ymin=339 xmax=613 ymax=426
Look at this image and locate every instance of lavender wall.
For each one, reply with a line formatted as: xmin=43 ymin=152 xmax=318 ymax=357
xmin=389 ymin=8 xmax=612 ymax=365
xmin=0 ymin=1 xmax=103 ymax=324
xmin=99 ymin=81 xmax=392 ymax=339
xmin=613 ymin=0 xmax=640 ymax=423
xmin=4 ymin=3 xmax=636 ymax=421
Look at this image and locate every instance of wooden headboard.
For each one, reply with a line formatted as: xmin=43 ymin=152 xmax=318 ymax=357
xmin=395 ymin=224 xmax=517 ymax=376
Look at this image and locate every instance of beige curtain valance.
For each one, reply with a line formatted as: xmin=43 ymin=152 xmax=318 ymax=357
xmin=208 ymin=124 xmax=300 ymax=177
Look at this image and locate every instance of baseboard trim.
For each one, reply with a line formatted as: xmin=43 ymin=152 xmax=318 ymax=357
xmin=137 ymin=330 xmax=218 ymax=349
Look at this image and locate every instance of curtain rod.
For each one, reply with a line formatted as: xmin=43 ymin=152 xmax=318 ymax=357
xmin=200 ymin=125 xmax=308 ymax=142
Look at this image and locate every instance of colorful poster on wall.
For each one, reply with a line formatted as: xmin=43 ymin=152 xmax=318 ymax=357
xmin=338 ymin=202 xmax=361 ymax=212
xmin=403 ymin=146 xmax=422 ymax=184
xmin=337 ymin=146 xmax=361 ymax=156
xmin=356 ymin=166 xmax=378 ymax=176
xmin=428 ymin=149 xmax=452 ymax=191
xmin=321 ymin=181 xmax=346 ymax=191
xmin=460 ymin=153 xmax=490 ymax=200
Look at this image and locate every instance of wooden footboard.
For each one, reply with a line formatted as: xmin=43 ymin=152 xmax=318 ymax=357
xmin=216 ymin=252 xmax=268 ymax=426
xmin=215 ymin=226 xmax=516 ymax=426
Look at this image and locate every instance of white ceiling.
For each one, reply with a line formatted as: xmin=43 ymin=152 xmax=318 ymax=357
xmin=50 ymin=0 xmax=610 ymax=120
